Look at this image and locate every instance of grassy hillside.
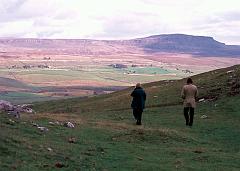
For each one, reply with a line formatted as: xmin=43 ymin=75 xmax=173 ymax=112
xmin=0 ymin=65 xmax=240 ymax=170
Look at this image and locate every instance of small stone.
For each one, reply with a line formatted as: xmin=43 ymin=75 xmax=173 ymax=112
xmin=8 ymin=119 xmax=15 ymax=123
xmin=47 ymin=147 xmax=53 ymax=152
xmin=55 ymin=121 xmax=60 ymax=125
xmin=32 ymin=122 xmax=39 ymax=127
xmin=200 ymin=115 xmax=208 ymax=119
xmin=226 ymin=70 xmax=234 ymax=74
xmin=137 ymin=157 xmax=143 ymax=160
xmin=48 ymin=121 xmax=55 ymax=125
xmin=64 ymin=122 xmax=75 ymax=128
xmin=68 ymin=137 xmax=76 ymax=143
xmin=38 ymin=126 xmax=49 ymax=132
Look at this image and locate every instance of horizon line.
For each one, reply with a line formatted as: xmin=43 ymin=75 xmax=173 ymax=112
xmin=0 ymin=33 xmax=239 ymax=45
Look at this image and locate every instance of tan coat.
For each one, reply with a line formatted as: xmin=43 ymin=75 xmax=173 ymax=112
xmin=181 ymin=84 xmax=198 ymax=108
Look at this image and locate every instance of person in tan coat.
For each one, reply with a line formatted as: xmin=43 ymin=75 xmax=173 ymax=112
xmin=181 ymin=78 xmax=198 ymax=127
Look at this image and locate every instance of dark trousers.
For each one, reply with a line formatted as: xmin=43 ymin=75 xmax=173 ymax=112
xmin=133 ymin=108 xmax=143 ymax=124
xmin=184 ymin=107 xmax=194 ymax=126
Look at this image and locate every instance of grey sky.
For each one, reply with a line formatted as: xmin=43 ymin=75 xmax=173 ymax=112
xmin=0 ymin=0 xmax=240 ymax=44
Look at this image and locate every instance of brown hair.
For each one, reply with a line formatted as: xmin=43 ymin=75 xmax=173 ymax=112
xmin=136 ymin=83 xmax=141 ymax=88
xmin=187 ymin=78 xmax=193 ymax=84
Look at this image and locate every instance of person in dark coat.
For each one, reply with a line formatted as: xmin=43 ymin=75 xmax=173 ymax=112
xmin=131 ymin=83 xmax=146 ymax=125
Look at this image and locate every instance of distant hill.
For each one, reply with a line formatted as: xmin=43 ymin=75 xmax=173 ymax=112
xmin=0 ymin=34 xmax=240 ymax=57
xmin=129 ymin=34 xmax=240 ymax=57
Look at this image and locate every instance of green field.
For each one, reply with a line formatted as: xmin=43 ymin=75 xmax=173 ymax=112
xmin=0 ymin=92 xmax=59 ymax=104
xmin=124 ymin=66 xmax=173 ymax=74
xmin=0 ymin=66 xmax=181 ymax=86
xmin=0 ymin=65 xmax=239 ymax=170
xmin=0 ymin=66 xmax=184 ymax=104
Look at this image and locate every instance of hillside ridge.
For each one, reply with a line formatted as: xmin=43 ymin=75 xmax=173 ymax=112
xmin=1 ymin=34 xmax=240 ymax=57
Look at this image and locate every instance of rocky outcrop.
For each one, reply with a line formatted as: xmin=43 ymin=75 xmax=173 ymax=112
xmin=0 ymin=100 xmax=35 ymax=118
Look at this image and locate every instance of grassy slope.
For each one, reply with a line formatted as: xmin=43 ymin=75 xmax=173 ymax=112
xmin=0 ymin=65 xmax=240 ymax=170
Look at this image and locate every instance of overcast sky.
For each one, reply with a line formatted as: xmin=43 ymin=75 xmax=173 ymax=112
xmin=0 ymin=0 xmax=240 ymax=44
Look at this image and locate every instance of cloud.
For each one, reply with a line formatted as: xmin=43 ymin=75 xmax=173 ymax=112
xmin=0 ymin=0 xmax=239 ymax=44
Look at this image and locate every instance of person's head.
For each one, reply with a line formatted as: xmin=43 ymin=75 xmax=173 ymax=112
xmin=187 ymin=78 xmax=193 ymax=84
xmin=136 ymin=83 xmax=141 ymax=88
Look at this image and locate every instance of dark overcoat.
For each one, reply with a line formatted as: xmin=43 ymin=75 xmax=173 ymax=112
xmin=131 ymin=87 xmax=146 ymax=110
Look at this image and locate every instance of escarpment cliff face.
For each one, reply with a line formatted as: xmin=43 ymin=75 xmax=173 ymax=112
xmin=125 ymin=34 xmax=240 ymax=57
xmin=0 ymin=34 xmax=240 ymax=57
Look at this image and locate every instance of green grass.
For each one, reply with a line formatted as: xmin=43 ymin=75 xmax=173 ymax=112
xmin=124 ymin=66 xmax=173 ymax=74
xmin=0 ymin=92 xmax=59 ymax=104
xmin=1 ymin=65 xmax=240 ymax=170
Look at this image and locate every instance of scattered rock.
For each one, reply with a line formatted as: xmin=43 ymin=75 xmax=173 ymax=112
xmin=55 ymin=121 xmax=61 ymax=125
xmin=8 ymin=119 xmax=15 ymax=124
xmin=31 ymin=122 xmax=39 ymax=127
xmin=49 ymin=121 xmax=61 ymax=125
xmin=8 ymin=110 xmax=20 ymax=118
xmin=6 ymin=118 xmax=15 ymax=125
xmin=0 ymin=100 xmax=14 ymax=111
xmin=20 ymin=104 xmax=35 ymax=114
xmin=198 ymin=98 xmax=205 ymax=102
xmin=200 ymin=115 xmax=208 ymax=119
xmin=137 ymin=157 xmax=143 ymax=160
xmin=68 ymin=137 xmax=76 ymax=143
xmin=47 ymin=147 xmax=53 ymax=152
xmin=226 ymin=70 xmax=234 ymax=74
xmin=38 ymin=126 xmax=49 ymax=132
xmin=64 ymin=122 xmax=75 ymax=128
xmin=0 ymin=100 xmax=35 ymax=118
xmin=48 ymin=121 xmax=55 ymax=125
